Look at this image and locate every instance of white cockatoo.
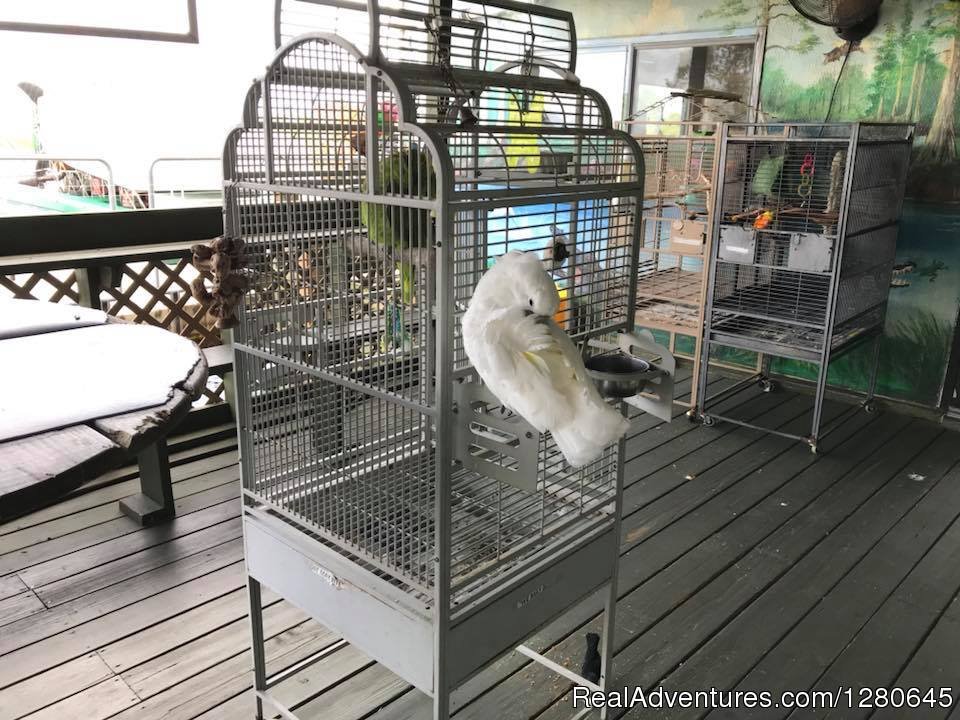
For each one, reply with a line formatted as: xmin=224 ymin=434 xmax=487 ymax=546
xmin=461 ymin=251 xmax=629 ymax=467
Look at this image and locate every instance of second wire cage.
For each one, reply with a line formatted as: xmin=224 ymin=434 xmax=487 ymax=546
xmin=695 ymin=122 xmax=914 ymax=452
xmin=630 ymin=121 xmax=720 ymax=410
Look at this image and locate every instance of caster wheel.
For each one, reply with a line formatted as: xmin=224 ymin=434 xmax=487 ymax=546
xmin=759 ymin=378 xmax=776 ymax=393
xmin=863 ymin=401 xmax=877 ymax=414
xmin=686 ymin=409 xmax=698 ymax=423
xmin=702 ymin=414 xmax=716 ymax=428
xmin=809 ymin=443 xmax=819 ymax=455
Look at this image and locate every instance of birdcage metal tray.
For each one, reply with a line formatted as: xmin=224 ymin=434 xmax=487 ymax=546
xmin=633 ymin=301 xmax=701 ymax=333
xmin=707 ymin=303 xmax=887 ymax=363
xmin=634 ymin=265 xmax=705 ymax=304
xmin=238 ymin=352 xmax=620 ymax=600
xmin=246 ymin=452 xmax=617 ymax=597
xmin=244 ymin=501 xmax=617 ymax=693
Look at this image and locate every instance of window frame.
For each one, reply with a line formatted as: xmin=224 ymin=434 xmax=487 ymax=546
xmin=0 ymin=0 xmax=198 ymax=43
xmin=577 ymin=27 xmax=767 ymax=124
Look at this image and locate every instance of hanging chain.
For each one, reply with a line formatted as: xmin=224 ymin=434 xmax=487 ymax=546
xmin=424 ymin=17 xmax=478 ymax=126
xmin=518 ymin=33 xmax=536 ymax=114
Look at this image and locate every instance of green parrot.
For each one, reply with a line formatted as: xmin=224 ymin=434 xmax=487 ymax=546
xmin=359 ymin=147 xmax=437 ymax=304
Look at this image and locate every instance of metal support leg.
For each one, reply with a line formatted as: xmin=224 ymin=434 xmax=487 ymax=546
xmin=248 ymin=576 xmax=267 ymax=720
xmin=598 ymin=577 xmax=619 ymax=720
xmin=695 ymin=338 xmax=712 ymax=417
xmin=759 ymin=352 xmax=772 ymax=381
xmin=810 ymin=358 xmax=830 ymax=452
xmin=433 ymin=682 xmax=451 ymax=720
xmin=687 ymin=334 xmax=701 ymax=415
xmin=865 ymin=334 xmax=883 ymax=401
xmin=120 ymin=439 xmax=175 ymax=525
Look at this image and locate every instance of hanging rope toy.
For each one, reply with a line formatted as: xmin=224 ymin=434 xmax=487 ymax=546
xmin=190 ymin=236 xmax=249 ymax=329
xmin=797 ymin=153 xmax=815 ymax=202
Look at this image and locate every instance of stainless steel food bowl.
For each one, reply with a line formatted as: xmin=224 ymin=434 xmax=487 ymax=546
xmin=585 ymin=353 xmax=661 ymax=398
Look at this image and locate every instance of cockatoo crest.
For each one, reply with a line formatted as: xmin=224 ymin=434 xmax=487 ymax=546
xmin=471 ymin=250 xmax=560 ymax=316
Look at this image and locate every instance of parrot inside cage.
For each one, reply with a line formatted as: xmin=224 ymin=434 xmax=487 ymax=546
xmin=461 ymin=250 xmax=631 ymax=467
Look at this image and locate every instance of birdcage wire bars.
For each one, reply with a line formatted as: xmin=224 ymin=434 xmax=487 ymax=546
xmin=695 ymin=122 xmax=913 ymax=452
xmin=227 ymin=9 xmax=645 ymax=719
xmin=620 ymin=121 xmax=721 ymax=409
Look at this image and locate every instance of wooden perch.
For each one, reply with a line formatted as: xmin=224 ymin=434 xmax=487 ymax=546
xmin=643 ymin=183 xmax=712 ymax=201
xmin=340 ymin=232 xmax=434 ymax=267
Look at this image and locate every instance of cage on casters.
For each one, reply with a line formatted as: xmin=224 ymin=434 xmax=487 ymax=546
xmin=621 ymin=120 xmax=721 ymax=413
xmin=694 ymin=122 xmax=914 ymax=453
xmin=225 ymin=2 xmax=672 ymax=718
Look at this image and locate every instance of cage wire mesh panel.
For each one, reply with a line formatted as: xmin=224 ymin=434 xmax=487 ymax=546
xmin=228 ymin=4 xmax=645 ymax=715
xmin=228 ymin=36 xmax=635 ymax=598
xmin=623 ymin=122 xmax=720 ymax=408
xmin=276 ymin=0 xmax=577 ymax=72
xmin=696 ymin=122 xmax=913 ymax=450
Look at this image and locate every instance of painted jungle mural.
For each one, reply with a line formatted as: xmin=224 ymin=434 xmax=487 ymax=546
xmin=751 ymin=0 xmax=960 ymax=406
xmin=540 ymin=0 xmax=960 ymax=407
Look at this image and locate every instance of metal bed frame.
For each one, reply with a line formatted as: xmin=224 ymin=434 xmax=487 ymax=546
xmin=695 ymin=122 xmax=914 ymax=453
xmin=226 ymin=2 xmax=650 ymax=718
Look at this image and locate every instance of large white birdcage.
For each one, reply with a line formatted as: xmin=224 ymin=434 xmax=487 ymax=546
xmin=227 ymin=2 xmax=651 ymax=718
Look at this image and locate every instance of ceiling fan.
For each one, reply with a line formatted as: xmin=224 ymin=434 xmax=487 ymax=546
xmin=788 ymin=0 xmax=883 ymax=41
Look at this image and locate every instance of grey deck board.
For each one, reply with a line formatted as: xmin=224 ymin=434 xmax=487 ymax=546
xmin=627 ymin=422 xmax=946 ymax=718
xmin=0 ymin=557 xmax=245 ymax=687
xmin=294 ymin=663 xmax=410 ymax=720
xmin=0 ymin=652 xmax=115 ymax=719
xmin=108 ymin=624 xmax=351 ymax=720
xmin=119 ymin=603 xmax=317 ymax=699
xmin=23 ymin=676 xmax=141 ymax=720
xmin=1 ymin=388 xmax=959 ymax=720
xmin=97 ymin=585 xmax=279 ymax=673
xmin=0 ymin=588 xmax=44 ymax=628
xmin=18 ymin=500 xmax=240 ymax=591
xmin=871 ymin=594 xmax=960 ymax=720
xmin=0 ymin=447 xmax=237 ymax=538
xmin=801 ymin=510 xmax=960 ymax=720
xmin=710 ymin=444 xmax=960 ymax=720
xmin=0 ymin=574 xmax=26 ymax=601
xmin=0 ymin=472 xmax=238 ymax=573
xmin=34 ymin=514 xmax=242 ymax=607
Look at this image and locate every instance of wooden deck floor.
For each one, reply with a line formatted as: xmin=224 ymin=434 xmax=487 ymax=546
xmin=2 ymin=374 xmax=960 ymax=720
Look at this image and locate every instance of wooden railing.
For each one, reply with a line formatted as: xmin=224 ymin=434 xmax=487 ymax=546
xmin=0 ymin=207 xmax=229 ymax=407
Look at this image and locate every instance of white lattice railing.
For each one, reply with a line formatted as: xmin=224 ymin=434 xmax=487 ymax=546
xmin=1 ymin=207 xmax=228 ymax=405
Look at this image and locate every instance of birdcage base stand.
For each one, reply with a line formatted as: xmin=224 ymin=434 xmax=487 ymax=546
xmin=244 ymin=584 xmax=621 ymax=720
xmin=243 ymin=505 xmax=621 ymax=720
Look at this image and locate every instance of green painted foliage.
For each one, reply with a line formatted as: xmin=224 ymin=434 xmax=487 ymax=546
xmin=760 ymin=62 xmax=870 ymax=121
xmin=762 ymin=1 xmax=950 ymax=130
xmin=770 ymin=310 xmax=953 ymax=404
